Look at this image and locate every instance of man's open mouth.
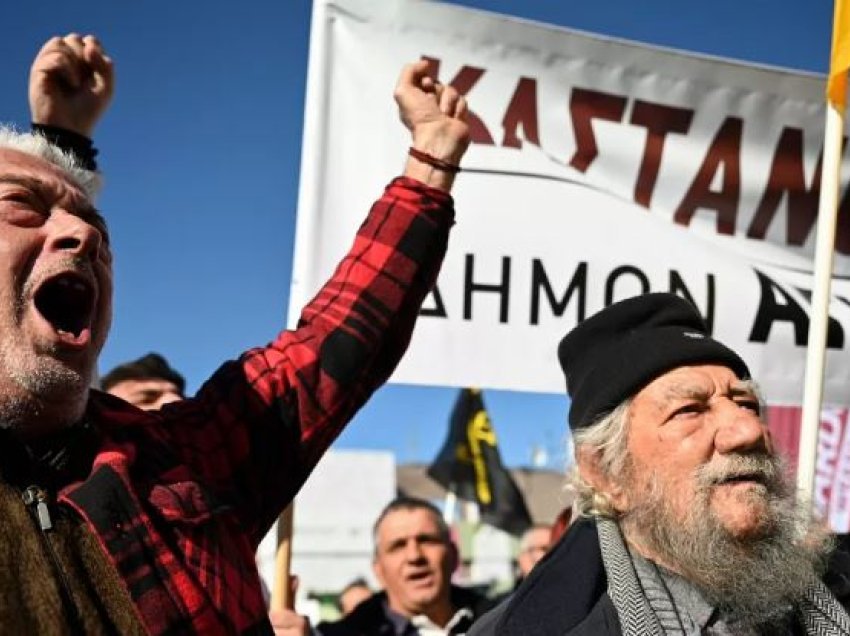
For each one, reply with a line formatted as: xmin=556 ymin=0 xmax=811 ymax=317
xmin=406 ymin=570 xmax=434 ymax=583
xmin=33 ymin=272 xmax=96 ymax=341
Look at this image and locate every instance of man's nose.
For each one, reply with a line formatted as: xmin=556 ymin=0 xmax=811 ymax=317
xmin=713 ymin=402 xmax=769 ymax=455
xmin=404 ymin=540 xmax=424 ymax=561
xmin=45 ymin=210 xmax=102 ymax=260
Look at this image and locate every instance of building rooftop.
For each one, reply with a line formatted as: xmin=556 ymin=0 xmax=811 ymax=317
xmin=396 ymin=463 xmax=571 ymax=525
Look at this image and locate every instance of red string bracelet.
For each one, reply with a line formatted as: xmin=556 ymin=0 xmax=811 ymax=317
xmin=408 ymin=146 xmax=462 ymax=173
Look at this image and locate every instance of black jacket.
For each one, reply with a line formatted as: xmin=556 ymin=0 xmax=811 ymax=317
xmin=469 ymin=518 xmax=616 ymax=636
xmin=469 ymin=518 xmax=850 ymax=636
xmin=318 ymin=585 xmax=491 ymax=636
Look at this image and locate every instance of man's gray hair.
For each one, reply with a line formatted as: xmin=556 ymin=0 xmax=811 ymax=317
xmin=567 ymin=399 xmax=632 ymax=518
xmin=372 ymin=496 xmax=450 ymax=556
xmin=0 ymin=125 xmax=100 ymax=199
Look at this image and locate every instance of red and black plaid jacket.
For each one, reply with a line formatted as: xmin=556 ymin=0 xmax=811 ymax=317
xmin=57 ymin=177 xmax=455 ymax=634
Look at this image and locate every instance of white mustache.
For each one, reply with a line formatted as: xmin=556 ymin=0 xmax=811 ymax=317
xmin=695 ymin=453 xmax=782 ymax=490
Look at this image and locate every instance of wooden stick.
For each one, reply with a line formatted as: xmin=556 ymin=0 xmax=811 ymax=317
xmin=270 ymin=504 xmax=295 ymax=610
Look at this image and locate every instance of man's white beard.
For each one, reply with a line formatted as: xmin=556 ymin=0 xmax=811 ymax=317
xmin=621 ymin=453 xmax=833 ymax=628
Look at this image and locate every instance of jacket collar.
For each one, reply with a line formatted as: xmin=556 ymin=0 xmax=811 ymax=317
xmin=493 ymin=517 xmax=608 ymax=636
xmin=343 ymin=585 xmax=488 ymax=634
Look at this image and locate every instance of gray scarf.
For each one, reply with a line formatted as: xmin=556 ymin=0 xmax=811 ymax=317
xmin=596 ymin=517 xmax=850 ymax=636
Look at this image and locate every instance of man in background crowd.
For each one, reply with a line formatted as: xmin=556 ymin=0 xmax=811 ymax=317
xmin=516 ymin=524 xmax=551 ymax=581
xmin=273 ymin=497 xmax=491 ymax=635
xmin=488 ymin=522 xmax=553 ymax=606
xmin=101 ymin=352 xmax=185 ymax=409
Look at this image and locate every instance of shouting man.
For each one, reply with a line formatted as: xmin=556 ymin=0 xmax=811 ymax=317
xmin=0 ymin=34 xmax=469 ymax=634
xmin=471 ymin=293 xmax=850 ymax=635
xmin=310 ymin=497 xmax=490 ymax=636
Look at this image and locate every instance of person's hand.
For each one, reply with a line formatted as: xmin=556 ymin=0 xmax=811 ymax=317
xmin=269 ymin=575 xmax=312 ymax=636
xmin=29 ymin=34 xmax=115 ymax=138
xmin=269 ymin=608 xmax=311 ymax=636
xmin=395 ymin=60 xmax=470 ymax=191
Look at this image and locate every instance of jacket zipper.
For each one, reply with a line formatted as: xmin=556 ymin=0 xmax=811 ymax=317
xmin=22 ymin=485 xmax=85 ymax=635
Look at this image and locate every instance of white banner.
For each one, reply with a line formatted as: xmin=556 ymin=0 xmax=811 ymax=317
xmin=290 ymin=0 xmax=850 ymax=406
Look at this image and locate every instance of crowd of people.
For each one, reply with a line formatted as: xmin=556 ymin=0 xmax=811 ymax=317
xmin=1 ymin=31 xmax=850 ymax=635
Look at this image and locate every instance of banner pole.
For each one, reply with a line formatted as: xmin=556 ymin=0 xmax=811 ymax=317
xmin=270 ymin=504 xmax=295 ymax=611
xmin=797 ymin=101 xmax=846 ymax=504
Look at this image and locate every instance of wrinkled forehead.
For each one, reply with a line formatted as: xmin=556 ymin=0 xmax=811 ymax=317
xmin=637 ymin=364 xmax=755 ymax=406
xmin=376 ymin=507 xmax=443 ymax=541
xmin=0 ymin=147 xmax=108 ymax=240
xmin=0 ymin=147 xmax=91 ymax=202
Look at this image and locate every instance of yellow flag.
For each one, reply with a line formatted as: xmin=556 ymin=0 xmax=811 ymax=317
xmin=828 ymin=0 xmax=850 ymax=108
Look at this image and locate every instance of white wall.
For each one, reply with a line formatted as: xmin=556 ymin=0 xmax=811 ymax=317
xmin=257 ymin=449 xmax=397 ymax=615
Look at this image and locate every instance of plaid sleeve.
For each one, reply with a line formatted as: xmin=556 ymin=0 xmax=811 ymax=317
xmin=163 ymin=177 xmax=455 ymax=542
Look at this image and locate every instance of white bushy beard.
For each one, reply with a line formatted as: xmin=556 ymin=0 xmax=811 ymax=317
xmin=621 ymin=453 xmax=833 ymax=628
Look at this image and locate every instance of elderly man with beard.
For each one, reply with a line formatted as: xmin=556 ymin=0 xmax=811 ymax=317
xmin=470 ymin=293 xmax=850 ymax=636
xmin=0 ymin=34 xmax=471 ymax=634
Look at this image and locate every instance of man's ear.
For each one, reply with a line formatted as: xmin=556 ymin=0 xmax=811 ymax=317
xmin=372 ymin=556 xmax=386 ymax=588
xmin=576 ymin=446 xmax=628 ymax=512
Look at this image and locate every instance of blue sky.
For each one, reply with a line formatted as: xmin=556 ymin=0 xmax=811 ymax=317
xmin=0 ymin=0 xmax=834 ymax=468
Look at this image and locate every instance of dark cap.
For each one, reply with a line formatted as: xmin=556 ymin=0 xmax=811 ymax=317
xmin=558 ymin=293 xmax=749 ymax=430
xmin=100 ymin=352 xmax=185 ymax=395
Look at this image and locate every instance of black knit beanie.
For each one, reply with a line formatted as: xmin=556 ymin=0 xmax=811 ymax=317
xmin=558 ymin=293 xmax=750 ymax=430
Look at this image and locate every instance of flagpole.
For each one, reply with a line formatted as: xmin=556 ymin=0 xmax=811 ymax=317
xmin=443 ymin=483 xmax=458 ymax=525
xmin=797 ymin=0 xmax=849 ymax=504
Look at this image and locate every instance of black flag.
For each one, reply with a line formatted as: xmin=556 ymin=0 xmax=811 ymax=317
xmin=427 ymin=388 xmax=532 ymax=536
